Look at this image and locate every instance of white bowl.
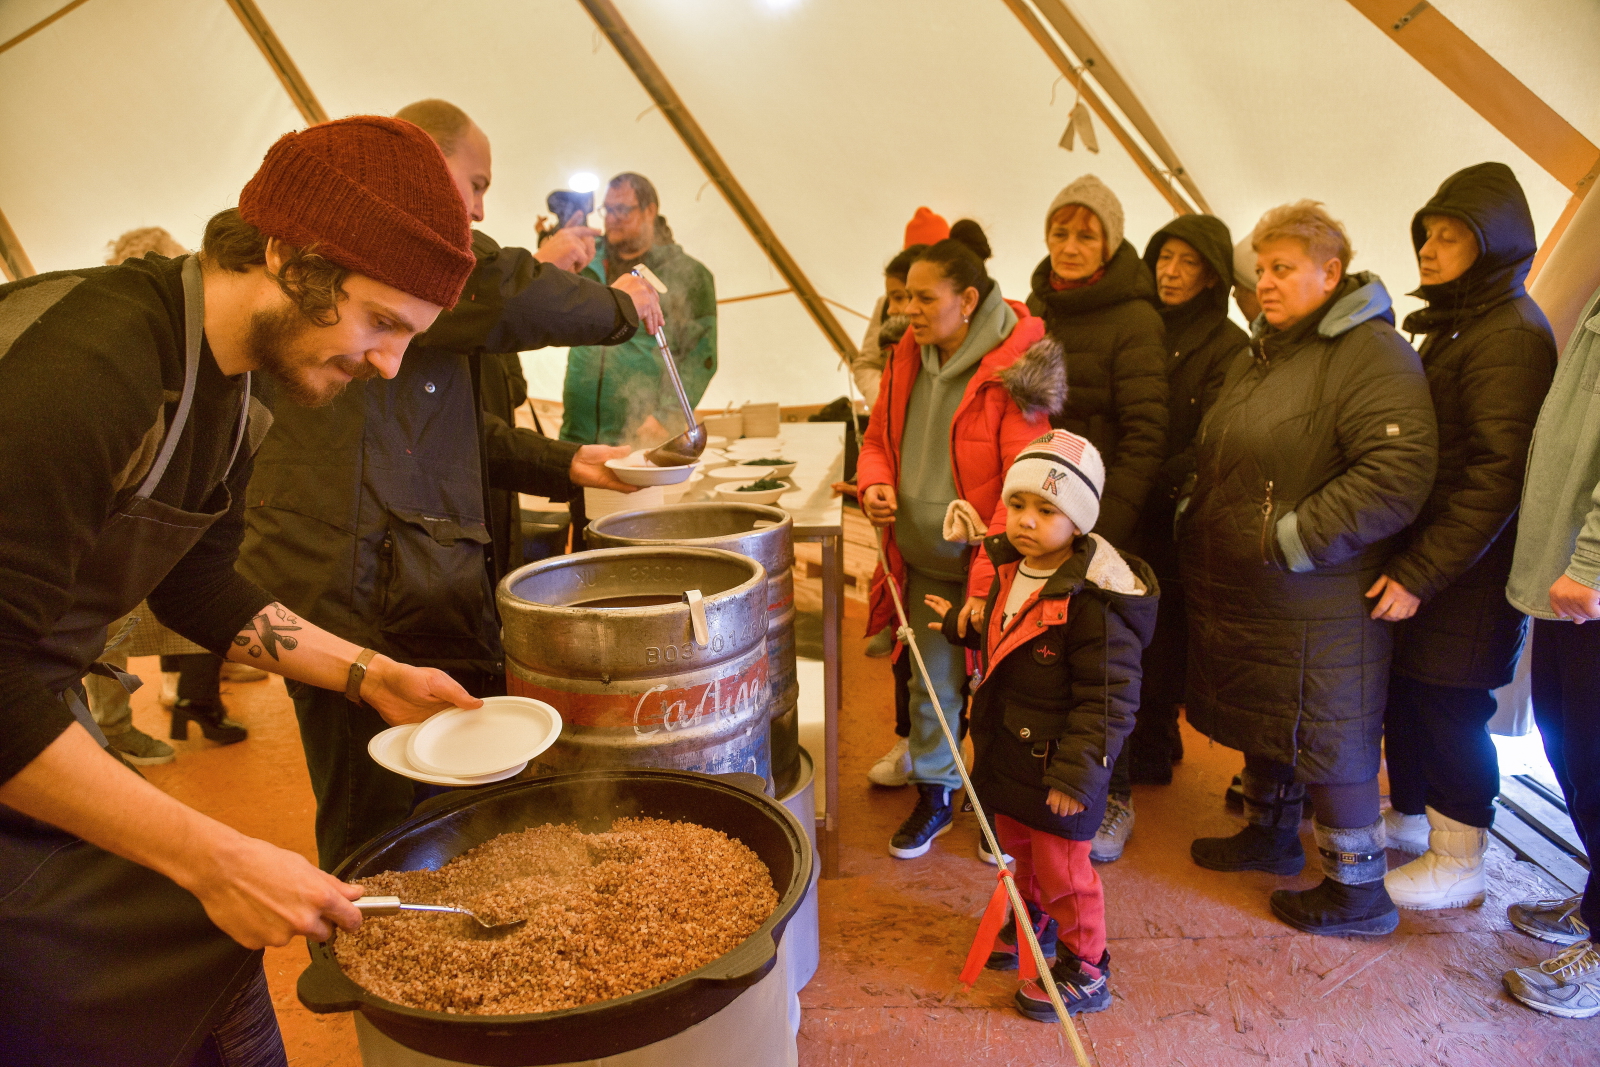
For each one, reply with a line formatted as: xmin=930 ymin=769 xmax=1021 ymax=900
xmin=405 ymin=696 xmax=563 ymax=777
xmin=731 ymin=458 xmax=796 ymax=479
xmin=705 ymin=435 xmax=731 ymax=451
xmin=605 ymin=453 xmax=696 ymax=486
xmin=724 ymin=436 xmax=784 ymax=456
xmin=715 ymin=480 xmax=789 ymax=505
xmin=368 ymin=724 xmax=527 ymax=786
xmin=706 ymin=463 xmax=777 ymax=482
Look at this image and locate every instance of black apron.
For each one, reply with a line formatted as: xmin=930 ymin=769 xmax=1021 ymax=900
xmin=0 ymin=256 xmax=264 ymax=1067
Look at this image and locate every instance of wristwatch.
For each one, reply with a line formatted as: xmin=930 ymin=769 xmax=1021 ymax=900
xmin=345 ymin=648 xmax=377 ymax=705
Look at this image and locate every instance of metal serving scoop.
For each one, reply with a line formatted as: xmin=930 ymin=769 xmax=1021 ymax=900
xmin=354 ymin=895 xmax=525 ymax=932
xmin=643 ymin=326 xmax=708 ymax=467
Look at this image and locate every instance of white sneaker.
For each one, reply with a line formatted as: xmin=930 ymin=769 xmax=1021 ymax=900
xmin=978 ymin=818 xmax=1013 ymax=866
xmin=1090 ymin=796 xmax=1134 ymax=863
xmin=867 ymin=737 xmax=911 ymax=787
xmin=1383 ymin=807 xmax=1429 ymax=855
xmin=1384 ymin=806 xmax=1487 ymax=910
xmin=159 ymin=671 xmax=179 ymax=707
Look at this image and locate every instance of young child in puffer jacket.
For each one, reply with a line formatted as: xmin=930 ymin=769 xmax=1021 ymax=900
xmin=925 ymin=429 xmax=1158 ymax=1018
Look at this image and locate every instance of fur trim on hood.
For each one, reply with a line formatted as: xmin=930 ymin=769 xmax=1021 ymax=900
xmin=997 ymin=338 xmax=1067 ymax=420
xmin=1084 ymin=532 xmax=1147 ymax=595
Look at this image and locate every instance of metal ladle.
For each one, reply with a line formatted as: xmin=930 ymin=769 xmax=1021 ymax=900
xmin=354 ymin=895 xmax=525 ymax=932
xmin=642 ymin=326 xmax=708 ymax=467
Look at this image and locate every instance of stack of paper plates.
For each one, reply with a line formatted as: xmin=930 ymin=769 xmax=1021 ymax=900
xmin=367 ymin=696 xmax=562 ymax=786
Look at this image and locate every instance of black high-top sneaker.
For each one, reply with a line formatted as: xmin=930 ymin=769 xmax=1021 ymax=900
xmin=1015 ymin=949 xmax=1112 ymax=1019
xmin=987 ymin=901 xmax=1059 ymax=971
xmin=1192 ymin=769 xmax=1305 ymax=874
xmin=888 ymin=784 xmax=953 ymax=859
xmin=1270 ymin=818 xmax=1398 ymax=936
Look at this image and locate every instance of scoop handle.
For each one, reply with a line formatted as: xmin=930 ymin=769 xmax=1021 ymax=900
xmin=353 ymin=895 xmax=401 ymax=916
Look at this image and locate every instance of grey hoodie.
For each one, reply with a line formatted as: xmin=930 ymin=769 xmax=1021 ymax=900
xmin=1507 ymin=287 xmax=1600 ymax=617
xmin=896 ymin=286 xmax=1018 ymax=578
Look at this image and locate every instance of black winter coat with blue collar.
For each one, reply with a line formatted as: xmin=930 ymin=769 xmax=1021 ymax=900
xmin=941 ymin=533 xmax=1159 ymax=839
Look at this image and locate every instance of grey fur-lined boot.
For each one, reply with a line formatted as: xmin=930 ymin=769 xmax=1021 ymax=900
xmin=1270 ymin=818 xmax=1399 ymax=936
xmin=1191 ymin=768 xmax=1306 ymax=875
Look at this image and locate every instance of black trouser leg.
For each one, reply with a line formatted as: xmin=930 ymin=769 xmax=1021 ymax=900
xmin=1306 ymin=779 xmax=1381 ymax=831
xmin=1128 ymin=580 xmax=1186 ymax=779
xmin=1385 ymin=674 xmax=1498 ymax=827
xmin=187 ymin=963 xmax=286 ymax=1067
xmin=1531 ymin=618 xmax=1600 ymax=931
xmin=892 ymin=647 xmax=911 ymax=739
xmin=173 ymin=653 xmax=222 ymax=703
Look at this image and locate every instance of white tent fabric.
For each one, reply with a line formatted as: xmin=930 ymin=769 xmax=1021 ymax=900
xmin=3 ymin=0 xmax=1597 ymax=410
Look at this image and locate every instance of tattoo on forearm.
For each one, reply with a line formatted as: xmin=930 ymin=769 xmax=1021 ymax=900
xmin=233 ymin=604 xmax=302 ymax=660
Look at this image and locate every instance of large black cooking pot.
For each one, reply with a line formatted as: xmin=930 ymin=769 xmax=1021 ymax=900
xmin=297 ymin=769 xmax=812 ymax=1066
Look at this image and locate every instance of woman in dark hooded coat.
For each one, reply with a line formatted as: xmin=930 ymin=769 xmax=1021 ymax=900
xmin=1371 ymin=163 xmax=1556 ymax=911
xmin=1123 ymin=215 xmax=1250 ymax=783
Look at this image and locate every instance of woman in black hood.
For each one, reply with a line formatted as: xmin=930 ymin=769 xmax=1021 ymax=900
xmin=1373 ymin=163 xmax=1556 ymax=912
xmin=1122 ymin=215 xmax=1250 ymax=784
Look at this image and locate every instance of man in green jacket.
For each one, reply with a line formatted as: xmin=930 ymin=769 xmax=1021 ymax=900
xmin=560 ymin=172 xmax=717 ymax=455
xmin=1501 ymin=287 xmax=1600 ymax=1018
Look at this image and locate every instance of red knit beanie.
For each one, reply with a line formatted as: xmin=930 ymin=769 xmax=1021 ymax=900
xmin=239 ymin=116 xmax=474 ymax=308
xmin=903 ymin=206 xmax=951 ymax=249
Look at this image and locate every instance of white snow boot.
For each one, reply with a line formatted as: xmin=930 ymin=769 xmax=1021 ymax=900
xmin=1383 ymin=807 xmax=1430 ymax=855
xmin=1384 ymin=806 xmax=1487 ymax=910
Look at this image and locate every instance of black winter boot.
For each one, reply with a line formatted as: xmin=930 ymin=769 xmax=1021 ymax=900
xmin=1270 ymin=818 xmax=1398 ymax=936
xmin=987 ymin=901 xmax=1059 ymax=971
xmin=888 ymin=784 xmax=953 ymax=859
xmin=1192 ymin=768 xmax=1305 ymax=874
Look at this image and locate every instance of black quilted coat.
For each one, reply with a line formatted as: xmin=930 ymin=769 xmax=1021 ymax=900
xmin=1386 ymin=163 xmax=1557 ymax=690
xmin=1182 ymin=273 xmax=1438 ymax=783
xmin=1027 ymin=241 xmax=1168 ymax=547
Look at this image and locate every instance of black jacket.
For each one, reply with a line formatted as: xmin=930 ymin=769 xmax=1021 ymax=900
xmin=943 ymin=534 xmax=1158 ymax=839
xmin=1136 ymin=215 xmax=1250 ymax=576
xmin=1182 ymin=273 xmax=1437 ymax=783
xmin=1386 ymin=163 xmax=1558 ymax=689
xmin=238 ymin=231 xmax=635 ymax=677
xmin=1027 ymin=241 xmax=1168 ymax=547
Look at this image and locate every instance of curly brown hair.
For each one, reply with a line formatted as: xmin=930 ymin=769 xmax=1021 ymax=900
xmin=200 ymin=208 xmax=351 ymax=325
xmin=106 ymin=226 xmax=187 ymax=265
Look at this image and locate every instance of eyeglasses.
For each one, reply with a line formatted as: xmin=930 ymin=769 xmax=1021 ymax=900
xmin=602 ymin=203 xmax=640 ymax=220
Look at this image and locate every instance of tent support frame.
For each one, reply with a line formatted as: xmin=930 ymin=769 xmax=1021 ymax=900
xmin=576 ymin=0 xmax=856 ymax=363
xmin=223 ymin=0 xmax=327 ymax=126
xmin=0 ymin=206 xmax=35 ymax=282
xmin=999 ymin=0 xmax=1194 ymax=216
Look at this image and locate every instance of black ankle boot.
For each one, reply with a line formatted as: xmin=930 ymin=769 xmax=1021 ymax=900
xmin=1270 ymin=878 xmax=1398 ymax=936
xmin=1191 ymin=823 xmax=1304 ymax=874
xmin=171 ymin=699 xmax=248 ymax=744
xmin=1270 ymin=818 xmax=1397 ymax=935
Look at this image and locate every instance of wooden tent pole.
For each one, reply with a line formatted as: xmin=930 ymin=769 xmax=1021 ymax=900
xmin=0 ymin=0 xmax=91 ymax=56
xmin=576 ymin=0 xmax=856 ymax=361
xmin=1346 ymin=0 xmax=1600 ymax=197
xmin=222 ymin=0 xmax=327 ymax=126
xmin=1530 ymin=188 xmax=1600 ymax=353
xmin=0 ymin=206 xmax=36 ymax=282
xmin=1026 ymin=0 xmax=1211 ymax=214
xmin=998 ymin=0 xmax=1193 ymax=215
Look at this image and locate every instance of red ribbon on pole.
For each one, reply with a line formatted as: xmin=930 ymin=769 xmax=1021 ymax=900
xmin=959 ymin=868 xmax=1016 ymax=987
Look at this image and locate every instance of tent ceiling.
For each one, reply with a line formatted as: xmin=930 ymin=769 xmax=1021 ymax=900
xmin=2 ymin=0 xmax=1596 ymax=408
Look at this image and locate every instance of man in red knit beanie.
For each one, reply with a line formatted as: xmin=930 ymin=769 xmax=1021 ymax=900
xmin=0 ymin=116 xmax=495 ymax=1066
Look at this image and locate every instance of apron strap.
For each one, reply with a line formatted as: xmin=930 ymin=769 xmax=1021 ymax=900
xmin=63 ymin=685 xmax=110 ymax=748
xmin=135 ymin=255 xmax=205 ymax=500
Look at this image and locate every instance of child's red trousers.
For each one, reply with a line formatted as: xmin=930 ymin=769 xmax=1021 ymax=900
xmin=995 ymin=813 xmax=1107 ymax=964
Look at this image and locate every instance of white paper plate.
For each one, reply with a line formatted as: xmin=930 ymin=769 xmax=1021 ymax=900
xmin=368 ymin=724 xmax=527 ymax=787
xmin=605 ymin=452 xmax=697 ymax=486
xmin=405 ymin=696 xmax=563 ymax=777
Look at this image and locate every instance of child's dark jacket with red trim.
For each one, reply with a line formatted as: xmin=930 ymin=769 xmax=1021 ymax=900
xmin=940 ymin=532 xmax=1159 ymax=840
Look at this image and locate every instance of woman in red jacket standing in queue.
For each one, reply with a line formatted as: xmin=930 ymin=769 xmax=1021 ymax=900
xmin=858 ymin=221 xmax=1064 ymax=861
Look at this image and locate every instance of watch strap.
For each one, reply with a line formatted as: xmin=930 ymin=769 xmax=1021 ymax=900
xmin=345 ymin=648 xmax=377 ymax=705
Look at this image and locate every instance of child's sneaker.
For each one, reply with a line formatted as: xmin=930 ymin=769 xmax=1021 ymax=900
xmin=987 ymin=904 xmax=1058 ymax=970
xmin=1015 ymin=950 xmax=1111 ymax=1019
xmin=888 ymin=784 xmax=952 ymax=858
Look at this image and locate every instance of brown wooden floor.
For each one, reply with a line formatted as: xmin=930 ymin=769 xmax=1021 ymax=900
xmin=126 ymin=598 xmax=1596 ymax=1065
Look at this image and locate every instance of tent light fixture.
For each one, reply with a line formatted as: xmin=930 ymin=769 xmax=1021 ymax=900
xmin=568 ymin=172 xmax=600 ymax=193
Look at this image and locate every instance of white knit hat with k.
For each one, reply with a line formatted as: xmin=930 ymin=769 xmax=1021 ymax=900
xmin=1002 ymin=429 xmax=1105 ymax=535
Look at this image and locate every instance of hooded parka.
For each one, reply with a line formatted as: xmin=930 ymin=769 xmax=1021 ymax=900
xmin=1183 ymin=273 xmax=1438 ymax=783
xmin=1384 ymin=163 xmax=1557 ymax=690
xmin=858 ymin=303 xmax=1063 ymax=637
xmin=941 ymin=533 xmax=1159 ymax=839
xmin=1027 ymin=241 xmax=1169 ymax=547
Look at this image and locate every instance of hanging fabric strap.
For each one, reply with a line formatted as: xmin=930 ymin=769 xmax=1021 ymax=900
xmin=959 ymin=868 xmax=1017 ymax=987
